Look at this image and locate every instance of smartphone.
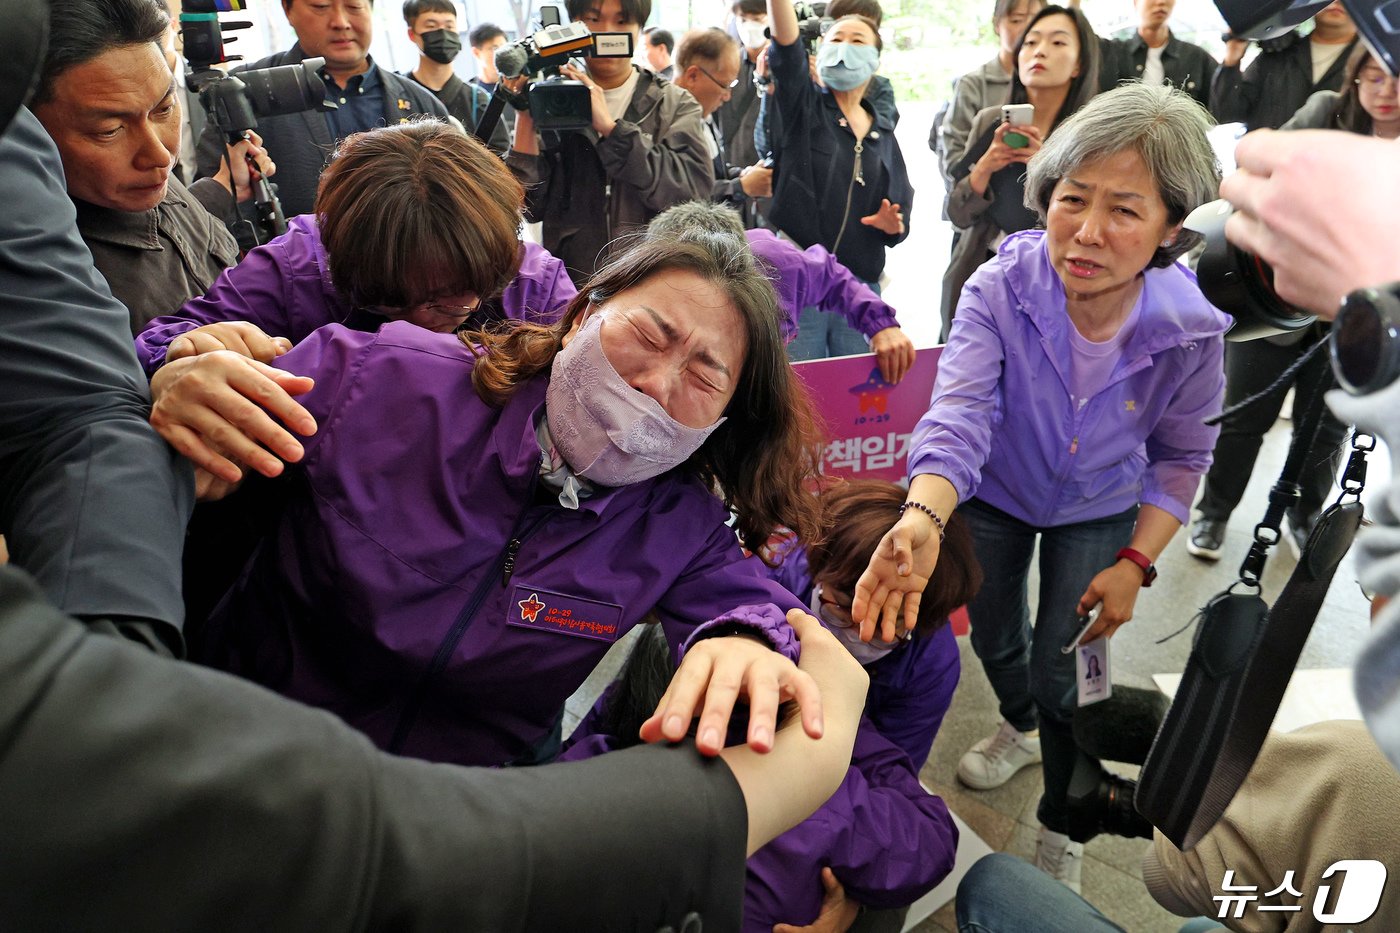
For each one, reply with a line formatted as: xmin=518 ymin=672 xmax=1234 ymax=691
xmin=1001 ymin=103 xmax=1035 ymax=148
xmin=1061 ymin=606 xmax=1100 ymax=654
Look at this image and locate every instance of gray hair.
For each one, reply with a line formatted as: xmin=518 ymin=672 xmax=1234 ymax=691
xmin=646 ymin=200 xmax=747 ymax=241
xmin=1023 ymin=83 xmax=1221 ymax=268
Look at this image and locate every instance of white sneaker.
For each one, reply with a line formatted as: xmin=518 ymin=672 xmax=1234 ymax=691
xmin=1034 ymin=826 xmax=1084 ymax=895
xmin=956 ymin=720 xmax=1042 ymax=790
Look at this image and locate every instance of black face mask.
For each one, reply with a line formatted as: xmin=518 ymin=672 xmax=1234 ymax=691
xmin=420 ymin=28 xmax=462 ymax=65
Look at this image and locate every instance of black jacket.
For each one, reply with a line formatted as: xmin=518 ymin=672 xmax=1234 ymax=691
xmin=506 ymin=68 xmax=711 ymax=285
xmin=0 ymin=109 xmax=191 ymax=651
xmin=407 ymin=71 xmax=511 ymax=155
xmin=1100 ymin=31 xmax=1218 ymax=107
xmin=1210 ymin=29 xmax=1359 ymax=131
xmin=195 ymin=46 xmax=450 ymax=218
xmin=0 ymin=565 xmax=750 ymax=932
xmin=766 ymin=39 xmax=912 ymax=284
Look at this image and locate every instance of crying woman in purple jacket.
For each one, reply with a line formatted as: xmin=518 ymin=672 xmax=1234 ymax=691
xmin=149 ymin=226 xmax=836 ymax=768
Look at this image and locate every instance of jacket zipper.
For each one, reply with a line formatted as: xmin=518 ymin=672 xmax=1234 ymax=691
xmin=830 ymin=138 xmax=865 ymax=256
xmin=386 ymin=470 xmax=551 ymax=753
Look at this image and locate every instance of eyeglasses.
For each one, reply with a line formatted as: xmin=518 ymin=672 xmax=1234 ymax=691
xmin=697 ymin=65 xmax=740 ymax=90
xmin=1356 ymin=71 xmax=1398 ymax=91
xmin=815 ymin=585 xmax=855 ymax=629
xmin=369 ymin=296 xmax=483 ymax=327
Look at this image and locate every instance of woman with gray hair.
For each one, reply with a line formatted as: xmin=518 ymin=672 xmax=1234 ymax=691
xmin=854 ymin=83 xmax=1229 ymax=891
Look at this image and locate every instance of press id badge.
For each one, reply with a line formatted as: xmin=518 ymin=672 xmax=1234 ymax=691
xmin=1076 ymin=636 xmax=1112 ymax=706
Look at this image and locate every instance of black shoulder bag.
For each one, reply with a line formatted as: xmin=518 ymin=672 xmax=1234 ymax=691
xmin=1136 ymin=372 xmax=1371 ymax=850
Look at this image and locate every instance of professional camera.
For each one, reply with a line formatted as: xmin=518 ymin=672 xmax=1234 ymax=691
xmin=793 ymin=1 xmax=832 ymax=54
xmin=492 ymin=9 xmax=635 ymax=132
xmin=1214 ymin=0 xmax=1399 ymax=71
xmin=179 ymin=0 xmax=336 ymax=243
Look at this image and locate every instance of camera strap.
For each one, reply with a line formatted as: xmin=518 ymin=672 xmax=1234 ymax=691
xmin=1137 ymin=376 xmax=1370 ymax=849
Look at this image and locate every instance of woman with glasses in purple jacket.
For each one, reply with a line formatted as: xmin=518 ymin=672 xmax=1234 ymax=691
xmin=854 ymin=83 xmax=1228 ymax=892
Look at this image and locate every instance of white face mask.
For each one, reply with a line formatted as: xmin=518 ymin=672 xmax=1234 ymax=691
xmin=737 ymin=19 xmax=769 ymax=50
xmin=546 ymin=311 xmax=726 ymax=487
xmin=809 ymin=584 xmax=896 ymax=665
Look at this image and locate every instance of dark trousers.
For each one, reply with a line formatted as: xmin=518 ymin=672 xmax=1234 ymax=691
xmin=1196 ymin=334 xmax=1350 ymax=526
xmin=960 ymin=498 xmax=1137 ymax=834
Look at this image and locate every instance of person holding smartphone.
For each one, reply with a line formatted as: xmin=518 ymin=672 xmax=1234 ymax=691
xmin=941 ymin=4 xmax=1100 ymax=340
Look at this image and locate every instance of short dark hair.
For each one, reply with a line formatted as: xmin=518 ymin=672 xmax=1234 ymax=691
xmin=32 ymin=0 xmax=169 ymax=106
xmin=316 ymin=121 xmax=524 ymax=311
xmin=565 ymin=0 xmax=652 ymax=27
xmin=993 ymin=0 xmax=1044 ymax=25
xmin=644 ymin=26 xmax=674 ymax=52
xmin=675 ymin=28 xmax=737 ymax=71
xmin=805 ymin=480 xmax=981 ymax=636
xmin=402 ymin=0 xmax=455 ymax=26
xmin=469 ymin=22 xmax=507 ymax=47
xmin=826 ymin=0 xmax=882 ymax=27
xmin=732 ymin=0 xmax=766 ymax=14
xmin=283 ymin=0 xmax=376 ymax=7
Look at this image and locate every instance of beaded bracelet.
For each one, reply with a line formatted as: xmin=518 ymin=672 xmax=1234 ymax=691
xmin=899 ymin=500 xmax=946 ymax=542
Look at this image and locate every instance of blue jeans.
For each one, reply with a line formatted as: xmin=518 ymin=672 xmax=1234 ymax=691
xmin=786 ymin=278 xmax=879 ymax=362
xmin=960 ymin=498 xmax=1136 ymax=833
xmin=957 ymin=853 xmax=1126 ymax=932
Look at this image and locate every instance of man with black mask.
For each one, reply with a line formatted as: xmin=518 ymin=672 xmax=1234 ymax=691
xmin=402 ymin=0 xmax=509 ymax=155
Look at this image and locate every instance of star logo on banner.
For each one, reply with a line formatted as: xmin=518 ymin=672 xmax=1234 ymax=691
xmin=518 ymin=593 xmax=546 ymax=623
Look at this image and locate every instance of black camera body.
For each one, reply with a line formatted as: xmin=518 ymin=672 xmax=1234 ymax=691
xmin=179 ymin=0 xmax=335 ymax=244
xmin=494 ymin=18 xmax=635 ymax=132
xmin=794 ymin=1 xmax=831 ymax=54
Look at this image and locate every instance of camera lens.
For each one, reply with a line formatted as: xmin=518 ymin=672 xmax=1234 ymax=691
xmin=1332 ymin=286 xmax=1400 ymax=396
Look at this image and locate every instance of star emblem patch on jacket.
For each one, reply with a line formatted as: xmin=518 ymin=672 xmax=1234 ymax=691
xmin=518 ymin=593 xmax=546 ymax=623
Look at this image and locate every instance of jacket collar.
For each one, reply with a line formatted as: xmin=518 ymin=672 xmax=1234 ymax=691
xmin=997 ymin=229 xmax=1231 ymax=359
xmin=72 ymin=179 xmax=194 ymax=251
xmin=979 ymin=56 xmax=1012 ymax=84
xmin=1125 ymin=30 xmax=1181 ymax=58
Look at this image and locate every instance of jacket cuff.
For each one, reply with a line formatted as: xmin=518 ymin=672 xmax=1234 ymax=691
xmin=1141 ymin=842 xmax=1199 ymax=918
xmin=683 ymin=604 xmax=800 ymax=663
xmin=907 ymin=455 xmax=973 ymax=505
xmin=861 ymin=314 xmax=899 ymax=338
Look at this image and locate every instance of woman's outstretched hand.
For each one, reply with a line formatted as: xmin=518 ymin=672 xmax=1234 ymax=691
xmin=852 ymin=508 xmax=940 ymax=644
xmin=641 ymin=614 xmax=832 ymax=755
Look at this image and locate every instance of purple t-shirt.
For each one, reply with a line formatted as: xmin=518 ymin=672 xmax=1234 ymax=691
xmin=1067 ymin=292 xmax=1142 ymax=414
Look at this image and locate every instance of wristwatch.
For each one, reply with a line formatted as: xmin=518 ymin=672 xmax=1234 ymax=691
xmin=1116 ymin=547 xmax=1157 ymax=587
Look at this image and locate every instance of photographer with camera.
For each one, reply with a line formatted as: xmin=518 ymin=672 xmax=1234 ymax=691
xmin=1210 ymin=1 xmax=1358 ymax=132
xmin=506 ymin=0 xmax=711 ymax=284
xmin=195 ymin=0 xmax=448 ymax=220
xmin=32 ymin=0 xmax=276 ymax=334
xmin=401 ymin=0 xmax=510 ymax=155
xmin=1188 ymin=39 xmax=1393 ymax=563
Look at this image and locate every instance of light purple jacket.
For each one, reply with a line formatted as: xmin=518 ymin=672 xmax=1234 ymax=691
xmin=910 ymin=230 xmax=1229 ymax=527
xmin=133 ymin=214 xmax=577 ymax=375
xmin=745 ymin=229 xmax=900 ymax=343
xmin=198 ymin=322 xmax=802 ymax=767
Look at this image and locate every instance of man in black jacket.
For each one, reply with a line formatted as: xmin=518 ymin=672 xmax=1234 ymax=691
xmin=1099 ymin=0 xmax=1217 ymax=107
xmin=1210 ymin=1 xmax=1358 ymax=131
xmin=195 ymin=0 xmax=449 ymax=218
xmin=401 ymin=0 xmax=510 ymax=154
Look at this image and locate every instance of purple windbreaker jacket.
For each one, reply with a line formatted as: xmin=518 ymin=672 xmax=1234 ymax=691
xmin=909 ymin=230 xmax=1229 ymax=527
xmin=133 ymin=214 xmax=578 ymax=375
xmin=745 ymin=229 xmax=900 ymax=343
xmin=199 ymin=322 xmax=803 ymax=767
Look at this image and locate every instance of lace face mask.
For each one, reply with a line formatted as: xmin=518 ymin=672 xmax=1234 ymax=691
xmin=545 ymin=310 xmax=727 ymax=487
